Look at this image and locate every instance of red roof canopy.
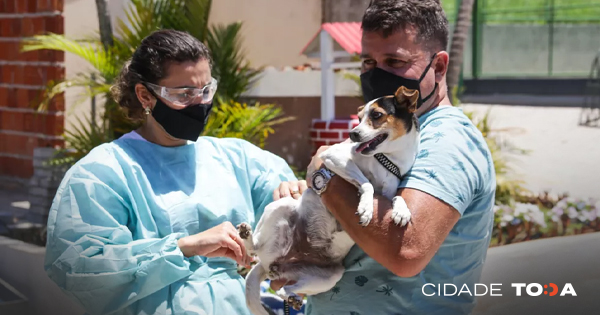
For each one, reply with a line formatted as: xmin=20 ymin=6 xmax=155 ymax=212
xmin=301 ymin=22 xmax=362 ymax=56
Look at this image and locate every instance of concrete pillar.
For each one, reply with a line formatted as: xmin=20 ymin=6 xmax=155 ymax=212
xmin=320 ymin=30 xmax=336 ymax=121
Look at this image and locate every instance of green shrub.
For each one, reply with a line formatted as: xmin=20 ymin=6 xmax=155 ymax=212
xmin=202 ymin=100 xmax=295 ymax=149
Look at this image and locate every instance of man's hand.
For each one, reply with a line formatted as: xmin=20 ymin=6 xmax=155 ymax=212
xmin=305 ymin=145 xmax=330 ymax=187
xmin=305 ymin=139 xmax=352 ymax=186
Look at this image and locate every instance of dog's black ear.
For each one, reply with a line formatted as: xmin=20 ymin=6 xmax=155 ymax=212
xmin=394 ymin=86 xmax=419 ymax=113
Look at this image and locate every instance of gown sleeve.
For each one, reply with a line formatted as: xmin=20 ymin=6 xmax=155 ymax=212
xmin=229 ymin=139 xmax=298 ymax=224
xmin=44 ymin=152 xmax=193 ymax=315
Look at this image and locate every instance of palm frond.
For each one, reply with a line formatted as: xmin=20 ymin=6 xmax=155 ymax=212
xmin=206 ymin=22 xmax=262 ymax=103
xmin=115 ymin=0 xmax=163 ymax=51
xmin=34 ymin=73 xmax=110 ymax=112
xmin=161 ymin=0 xmax=212 ymax=41
xmin=186 ymin=0 xmax=212 ymax=42
xmin=47 ymin=113 xmax=113 ymax=166
xmin=21 ymin=34 xmax=119 ymax=79
xmin=111 ymin=0 xmax=213 ymax=69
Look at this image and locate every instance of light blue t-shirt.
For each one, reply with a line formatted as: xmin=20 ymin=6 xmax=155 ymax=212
xmin=306 ymin=105 xmax=496 ymax=315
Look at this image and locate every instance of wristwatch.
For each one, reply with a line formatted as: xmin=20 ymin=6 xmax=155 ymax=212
xmin=311 ymin=167 xmax=335 ymax=196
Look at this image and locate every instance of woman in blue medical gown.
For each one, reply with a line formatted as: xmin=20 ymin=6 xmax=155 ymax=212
xmin=44 ymin=30 xmax=302 ymax=315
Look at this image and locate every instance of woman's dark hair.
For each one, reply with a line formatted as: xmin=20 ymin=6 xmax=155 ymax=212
xmin=111 ymin=29 xmax=212 ymax=122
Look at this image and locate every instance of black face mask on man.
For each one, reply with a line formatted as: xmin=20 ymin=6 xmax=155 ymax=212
xmin=360 ymin=53 xmax=438 ymax=109
xmin=147 ymin=89 xmax=213 ymax=142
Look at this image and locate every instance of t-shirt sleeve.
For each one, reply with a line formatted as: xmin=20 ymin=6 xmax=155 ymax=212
xmin=399 ymin=117 xmax=491 ymax=215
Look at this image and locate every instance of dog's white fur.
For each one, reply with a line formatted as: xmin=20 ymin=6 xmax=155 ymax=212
xmin=238 ymin=88 xmax=420 ymax=315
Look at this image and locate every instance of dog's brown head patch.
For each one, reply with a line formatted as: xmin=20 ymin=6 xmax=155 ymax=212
xmin=352 ymin=87 xmax=419 ymax=153
xmin=362 ymin=87 xmax=419 ymax=139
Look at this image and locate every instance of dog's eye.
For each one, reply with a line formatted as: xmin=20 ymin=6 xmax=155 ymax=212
xmin=371 ymin=111 xmax=383 ymax=120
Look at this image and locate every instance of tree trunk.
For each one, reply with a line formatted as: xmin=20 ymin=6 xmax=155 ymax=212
xmin=95 ymin=0 xmax=114 ymax=50
xmin=446 ymin=0 xmax=476 ymax=97
xmin=95 ymin=0 xmax=116 ymax=136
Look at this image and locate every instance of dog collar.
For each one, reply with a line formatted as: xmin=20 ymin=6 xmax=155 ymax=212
xmin=374 ymin=153 xmax=403 ymax=180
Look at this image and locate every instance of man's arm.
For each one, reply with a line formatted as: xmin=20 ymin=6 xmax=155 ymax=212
xmin=320 ymin=174 xmax=460 ymax=277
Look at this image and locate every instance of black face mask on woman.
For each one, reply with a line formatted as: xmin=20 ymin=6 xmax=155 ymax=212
xmin=360 ymin=53 xmax=438 ymax=109
xmin=148 ymin=91 xmax=213 ymax=142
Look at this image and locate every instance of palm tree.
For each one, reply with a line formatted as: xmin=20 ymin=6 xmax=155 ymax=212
xmin=446 ymin=0 xmax=476 ymax=97
xmin=22 ymin=0 xmax=285 ymax=165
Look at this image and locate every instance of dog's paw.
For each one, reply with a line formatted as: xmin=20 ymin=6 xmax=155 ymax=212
xmin=356 ymin=183 xmax=375 ymax=226
xmin=357 ymin=197 xmax=374 ymax=226
xmin=287 ymin=294 xmax=304 ymax=311
xmin=391 ymin=196 xmax=412 ymax=227
xmin=236 ymin=222 xmax=252 ymax=240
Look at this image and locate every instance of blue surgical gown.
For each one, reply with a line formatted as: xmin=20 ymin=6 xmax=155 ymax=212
xmin=44 ymin=136 xmax=297 ymax=315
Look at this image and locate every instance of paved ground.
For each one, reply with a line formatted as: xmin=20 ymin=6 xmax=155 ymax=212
xmin=462 ymin=103 xmax=600 ymax=200
xmin=472 ymin=232 xmax=600 ymax=315
xmin=0 ymin=181 xmax=30 ymax=235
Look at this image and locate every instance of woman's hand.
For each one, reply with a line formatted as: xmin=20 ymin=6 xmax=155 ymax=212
xmin=273 ymin=180 xmax=309 ymax=200
xmin=177 ymin=222 xmax=252 ymax=267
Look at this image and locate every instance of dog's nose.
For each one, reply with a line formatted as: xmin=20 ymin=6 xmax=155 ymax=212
xmin=349 ymin=131 xmax=361 ymax=142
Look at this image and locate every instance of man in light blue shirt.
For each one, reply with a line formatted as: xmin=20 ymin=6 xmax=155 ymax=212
xmin=273 ymin=1 xmax=495 ymax=314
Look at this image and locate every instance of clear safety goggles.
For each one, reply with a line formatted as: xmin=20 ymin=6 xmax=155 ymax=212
xmin=144 ymin=77 xmax=218 ymax=107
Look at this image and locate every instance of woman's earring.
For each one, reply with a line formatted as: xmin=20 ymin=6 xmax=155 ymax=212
xmin=144 ymin=106 xmax=151 ymax=115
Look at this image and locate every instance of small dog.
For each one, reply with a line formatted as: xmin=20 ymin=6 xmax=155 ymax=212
xmin=238 ymin=86 xmax=421 ymax=315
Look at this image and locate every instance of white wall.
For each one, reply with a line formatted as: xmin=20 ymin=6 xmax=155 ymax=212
xmin=244 ymin=68 xmax=361 ymax=97
xmin=209 ymin=0 xmax=322 ymax=68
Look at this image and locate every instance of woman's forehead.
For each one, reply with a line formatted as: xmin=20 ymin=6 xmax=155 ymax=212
xmin=159 ymin=59 xmax=211 ymax=88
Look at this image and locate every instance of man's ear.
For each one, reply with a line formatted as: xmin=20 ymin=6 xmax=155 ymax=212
xmin=394 ymin=86 xmax=419 ymax=113
xmin=433 ymin=51 xmax=450 ymax=81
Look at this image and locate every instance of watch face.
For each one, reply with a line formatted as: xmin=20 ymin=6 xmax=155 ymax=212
xmin=313 ymin=174 xmax=325 ymax=189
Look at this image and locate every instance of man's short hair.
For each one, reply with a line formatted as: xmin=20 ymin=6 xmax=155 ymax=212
xmin=362 ymin=0 xmax=449 ymax=52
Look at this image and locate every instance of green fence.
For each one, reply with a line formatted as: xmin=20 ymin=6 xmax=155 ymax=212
xmin=443 ymin=0 xmax=600 ymax=79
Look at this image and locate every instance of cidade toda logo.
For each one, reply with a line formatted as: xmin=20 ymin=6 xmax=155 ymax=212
xmin=422 ymin=283 xmax=577 ymax=297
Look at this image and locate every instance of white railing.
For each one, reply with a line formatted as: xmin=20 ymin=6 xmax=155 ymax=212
xmin=243 ymin=67 xmax=361 ymax=98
